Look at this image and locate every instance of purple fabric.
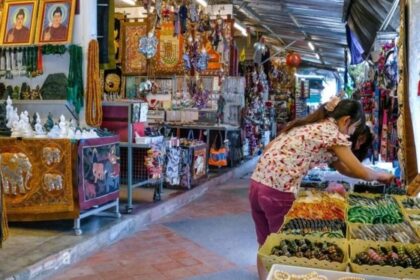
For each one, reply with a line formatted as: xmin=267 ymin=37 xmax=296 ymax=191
xmin=249 ymin=179 xmax=295 ymax=245
xmin=346 ymin=24 xmax=365 ymax=65
xmin=77 ymin=136 xmax=120 ymax=211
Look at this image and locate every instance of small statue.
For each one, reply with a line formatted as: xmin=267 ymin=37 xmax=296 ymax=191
xmin=58 ymin=114 xmax=68 ymax=138
xmin=21 ymin=110 xmax=33 ymax=137
xmin=31 ymin=112 xmax=37 ymax=130
xmin=12 ymin=86 xmax=20 ymax=100
xmin=34 ymin=113 xmax=46 ymax=138
xmin=44 ymin=112 xmax=54 ymax=132
xmin=47 ymin=124 xmax=60 ymax=138
xmin=0 ymin=100 xmax=11 ymax=136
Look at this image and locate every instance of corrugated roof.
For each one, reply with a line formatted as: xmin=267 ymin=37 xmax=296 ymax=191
xmin=233 ymin=0 xmax=399 ymax=68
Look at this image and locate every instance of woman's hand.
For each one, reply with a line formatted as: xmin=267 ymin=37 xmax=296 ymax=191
xmin=376 ymin=172 xmax=395 ymax=184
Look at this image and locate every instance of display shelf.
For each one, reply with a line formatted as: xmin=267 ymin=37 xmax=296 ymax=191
xmin=10 ymin=99 xmax=79 ymax=122
xmin=102 ymin=101 xmax=163 ymax=213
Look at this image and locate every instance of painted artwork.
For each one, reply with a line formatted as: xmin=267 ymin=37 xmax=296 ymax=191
xmin=35 ymin=0 xmax=76 ymax=45
xmin=192 ymin=147 xmax=207 ymax=180
xmin=0 ymin=0 xmax=38 ymax=45
xmin=121 ymin=21 xmax=147 ymax=75
xmin=155 ymin=22 xmax=184 ymax=74
xmin=78 ymin=137 xmax=120 ymax=210
xmin=0 ymin=138 xmax=76 ymax=221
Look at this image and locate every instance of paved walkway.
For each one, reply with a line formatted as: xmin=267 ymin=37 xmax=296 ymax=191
xmin=51 ymin=176 xmax=258 ymax=280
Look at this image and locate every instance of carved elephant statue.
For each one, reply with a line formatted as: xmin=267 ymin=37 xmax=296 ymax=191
xmin=0 ymin=153 xmax=32 ymax=195
xmin=43 ymin=174 xmax=63 ymax=191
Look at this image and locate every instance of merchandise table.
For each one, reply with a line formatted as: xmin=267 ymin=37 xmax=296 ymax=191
xmin=0 ymin=136 xmax=121 ymax=235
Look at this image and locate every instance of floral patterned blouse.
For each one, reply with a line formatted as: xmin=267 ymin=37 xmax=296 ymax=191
xmin=251 ymin=118 xmax=351 ymax=194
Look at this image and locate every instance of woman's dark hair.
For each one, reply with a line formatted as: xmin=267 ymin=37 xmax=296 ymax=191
xmin=350 ymin=126 xmax=373 ymax=161
xmin=281 ymin=99 xmax=365 ymax=134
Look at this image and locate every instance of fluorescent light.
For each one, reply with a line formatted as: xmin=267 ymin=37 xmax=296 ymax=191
xmin=315 ymin=53 xmax=320 ymax=59
xmin=122 ymin=0 xmax=136 ymax=5
xmin=234 ymin=22 xmax=248 ymax=37
xmin=308 ymin=41 xmax=315 ymax=51
xmin=195 ymin=0 xmax=207 ymax=7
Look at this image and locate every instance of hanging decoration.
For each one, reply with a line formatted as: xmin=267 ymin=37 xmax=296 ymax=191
xmin=139 ymin=31 xmax=158 ymax=59
xmin=86 ymin=40 xmax=102 ymax=127
xmin=253 ymin=37 xmax=267 ymax=65
xmin=67 ymin=45 xmax=84 ymax=114
xmin=286 ymin=52 xmax=301 ymax=67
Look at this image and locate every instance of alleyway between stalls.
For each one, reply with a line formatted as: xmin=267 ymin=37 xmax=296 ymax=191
xmin=52 ymin=175 xmax=258 ymax=280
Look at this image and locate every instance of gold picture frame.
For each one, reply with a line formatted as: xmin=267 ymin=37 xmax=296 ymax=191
xmin=398 ymin=0 xmax=419 ymax=196
xmin=0 ymin=0 xmax=39 ymax=46
xmin=34 ymin=0 xmax=76 ymax=45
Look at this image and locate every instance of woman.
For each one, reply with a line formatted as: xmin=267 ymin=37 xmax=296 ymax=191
xmin=249 ymin=98 xmax=393 ymax=279
xmin=350 ymin=125 xmax=374 ymax=162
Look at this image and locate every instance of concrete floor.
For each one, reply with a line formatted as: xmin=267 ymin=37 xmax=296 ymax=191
xmin=50 ymin=176 xmax=258 ymax=280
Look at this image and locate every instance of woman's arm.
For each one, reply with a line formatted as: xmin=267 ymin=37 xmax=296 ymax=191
xmin=330 ymin=145 xmax=394 ymax=183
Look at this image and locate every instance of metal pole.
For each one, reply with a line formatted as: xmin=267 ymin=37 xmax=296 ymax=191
xmin=344 ymin=48 xmax=348 ymax=89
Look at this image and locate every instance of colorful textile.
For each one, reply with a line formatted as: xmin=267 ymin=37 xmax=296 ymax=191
xmin=78 ymin=136 xmax=120 ymax=210
xmin=251 ymin=118 xmax=351 ymax=193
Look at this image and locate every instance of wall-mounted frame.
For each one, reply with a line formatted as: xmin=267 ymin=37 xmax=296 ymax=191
xmin=0 ymin=0 xmax=39 ymax=46
xmin=121 ymin=21 xmax=147 ymax=75
xmin=35 ymin=0 xmax=76 ymax=45
xmin=398 ymin=0 xmax=419 ymax=196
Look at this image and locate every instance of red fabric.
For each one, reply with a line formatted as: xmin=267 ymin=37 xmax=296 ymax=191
xmin=249 ymin=179 xmax=295 ymax=245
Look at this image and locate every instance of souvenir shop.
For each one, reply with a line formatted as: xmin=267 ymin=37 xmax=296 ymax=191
xmin=0 ymin=0 xmax=419 ymax=279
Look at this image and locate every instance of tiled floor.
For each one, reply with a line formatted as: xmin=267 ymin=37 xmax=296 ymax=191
xmin=51 ymin=176 xmax=258 ymax=280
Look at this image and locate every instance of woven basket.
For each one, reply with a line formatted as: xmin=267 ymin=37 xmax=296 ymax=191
xmin=349 ymin=239 xmax=420 ymax=279
xmin=258 ymin=233 xmax=348 ymax=272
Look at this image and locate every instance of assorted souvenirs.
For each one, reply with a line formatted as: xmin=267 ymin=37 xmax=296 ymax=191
xmin=353 ymin=245 xmax=420 ymax=269
xmin=282 ymin=219 xmax=346 ymax=239
xmin=350 ymin=222 xmax=420 ymax=243
xmin=347 ymin=195 xmax=404 ymax=224
xmin=270 ymin=239 xmax=344 ymax=263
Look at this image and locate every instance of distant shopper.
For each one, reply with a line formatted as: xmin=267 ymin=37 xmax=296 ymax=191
xmin=249 ymin=97 xmax=393 ymax=279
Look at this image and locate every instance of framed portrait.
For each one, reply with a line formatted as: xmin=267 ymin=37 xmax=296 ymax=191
xmin=35 ymin=0 xmax=76 ymax=45
xmin=0 ymin=0 xmax=39 ymax=46
xmin=121 ymin=21 xmax=147 ymax=75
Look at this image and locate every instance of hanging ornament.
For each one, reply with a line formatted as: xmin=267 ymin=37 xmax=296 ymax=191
xmin=179 ymin=0 xmax=188 ymax=34
xmin=172 ymin=3 xmax=180 ymax=36
xmin=139 ymin=31 xmax=158 ymax=59
xmin=189 ymin=1 xmax=199 ymax=22
xmin=286 ymin=52 xmax=301 ymax=67
xmin=197 ymin=48 xmax=209 ymax=71
xmin=253 ymin=37 xmax=267 ymax=64
xmin=183 ymin=53 xmax=191 ymax=70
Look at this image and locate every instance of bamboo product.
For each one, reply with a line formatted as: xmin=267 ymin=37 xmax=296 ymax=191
xmin=86 ymin=40 xmax=103 ymax=127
